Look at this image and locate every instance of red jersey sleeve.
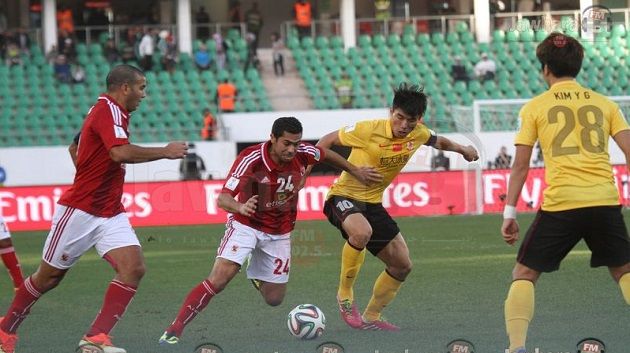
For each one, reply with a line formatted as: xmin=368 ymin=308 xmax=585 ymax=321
xmin=222 ymin=148 xmax=257 ymax=196
xmin=92 ymin=104 xmax=130 ymax=151
xmin=297 ymin=143 xmax=325 ymax=166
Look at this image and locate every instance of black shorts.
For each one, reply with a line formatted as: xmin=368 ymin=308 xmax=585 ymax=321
xmin=323 ymin=195 xmax=400 ymax=256
xmin=517 ymin=205 xmax=630 ymax=272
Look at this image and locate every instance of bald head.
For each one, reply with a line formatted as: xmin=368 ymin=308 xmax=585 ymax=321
xmin=106 ymin=64 xmax=145 ymax=91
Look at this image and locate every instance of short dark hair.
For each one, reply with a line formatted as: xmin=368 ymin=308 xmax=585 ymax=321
xmin=106 ymin=64 xmax=145 ymax=91
xmin=392 ymin=83 xmax=428 ymax=118
xmin=536 ymin=32 xmax=584 ymax=78
xmin=271 ymin=117 xmax=302 ymax=138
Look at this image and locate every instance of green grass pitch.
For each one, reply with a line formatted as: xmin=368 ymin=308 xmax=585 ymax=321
xmin=1 ymin=213 xmax=628 ymax=353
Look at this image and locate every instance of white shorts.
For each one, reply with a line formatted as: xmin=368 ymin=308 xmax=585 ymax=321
xmin=0 ymin=216 xmax=11 ymax=241
xmin=42 ymin=205 xmax=141 ymax=269
xmin=217 ymin=218 xmax=291 ymax=284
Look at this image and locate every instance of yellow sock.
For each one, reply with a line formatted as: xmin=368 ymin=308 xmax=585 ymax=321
xmin=505 ymin=280 xmax=535 ymax=351
xmin=363 ymin=270 xmax=403 ymax=322
xmin=620 ymin=272 xmax=630 ymax=305
xmin=337 ymin=242 xmax=366 ymax=302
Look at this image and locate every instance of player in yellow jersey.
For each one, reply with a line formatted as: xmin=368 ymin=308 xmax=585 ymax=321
xmin=314 ymin=83 xmax=479 ymax=330
xmin=501 ymin=33 xmax=630 ymax=353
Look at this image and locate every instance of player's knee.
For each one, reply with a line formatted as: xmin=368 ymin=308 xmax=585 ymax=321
xmin=347 ymin=228 xmax=372 ymax=248
xmin=0 ymin=238 xmax=12 ymax=248
xmin=119 ymin=262 xmax=146 ymax=282
xmin=263 ymin=293 xmax=285 ymax=307
xmin=389 ymin=261 xmax=412 ymax=280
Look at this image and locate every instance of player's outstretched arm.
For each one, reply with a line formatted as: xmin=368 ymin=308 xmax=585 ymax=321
xmin=501 ymin=144 xmax=533 ymax=245
xmin=217 ymin=192 xmax=258 ymax=217
xmin=297 ymin=130 xmax=343 ymax=191
xmin=434 ymin=136 xmax=479 ymax=162
xmin=109 ymin=141 xmax=188 ymax=163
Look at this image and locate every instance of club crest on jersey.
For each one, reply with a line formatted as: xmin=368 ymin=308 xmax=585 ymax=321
xmin=406 ymin=141 xmax=414 ymax=151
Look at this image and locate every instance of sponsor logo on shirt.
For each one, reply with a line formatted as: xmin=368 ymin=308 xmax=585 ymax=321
xmin=380 ymin=154 xmax=410 ymax=167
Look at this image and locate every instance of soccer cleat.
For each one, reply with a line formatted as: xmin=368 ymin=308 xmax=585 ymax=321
xmin=250 ymin=279 xmax=261 ymax=291
xmin=0 ymin=324 xmax=18 ymax=353
xmin=358 ymin=317 xmax=400 ymax=331
xmin=336 ymin=296 xmax=362 ymax=328
xmin=79 ymin=333 xmax=126 ymax=353
xmin=158 ymin=331 xmax=179 ymax=345
xmin=511 ymin=347 xmax=527 ymax=353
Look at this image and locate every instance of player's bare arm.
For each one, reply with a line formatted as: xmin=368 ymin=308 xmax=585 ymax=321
xmin=68 ymin=141 xmax=78 ymax=168
xmin=501 ymin=144 xmax=533 ymax=245
xmin=613 ymin=130 xmax=630 ymax=173
xmin=217 ymin=192 xmax=258 ymax=217
xmin=109 ymin=141 xmax=188 ymax=163
xmin=322 ymin=148 xmax=382 ymax=186
xmin=434 ymin=136 xmax=479 ymax=162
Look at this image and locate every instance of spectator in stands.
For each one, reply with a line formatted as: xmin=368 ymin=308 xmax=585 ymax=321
xmin=57 ymin=29 xmax=76 ymax=61
xmin=494 ymin=146 xmax=512 ymax=169
xmin=138 ymin=28 xmax=155 ymax=72
xmin=451 ymin=56 xmax=470 ymax=85
xmin=293 ymin=0 xmax=313 ymax=38
xmin=194 ymin=43 xmax=212 ymax=71
xmin=0 ymin=6 xmax=7 ymax=35
xmin=0 ymin=32 xmax=6 ymax=61
xmin=56 ymin=5 xmax=74 ymax=33
xmin=87 ymin=8 xmax=109 ymax=40
xmin=217 ymin=78 xmax=237 ymax=113
xmin=54 ymin=54 xmax=72 ymax=83
xmin=72 ymin=63 xmax=85 ymax=84
xmin=431 ymin=150 xmax=450 ymax=171
xmin=271 ymin=32 xmax=285 ymax=76
xmin=243 ymin=32 xmax=259 ymax=72
xmin=335 ymin=72 xmax=353 ymax=109
xmin=200 ymin=108 xmax=216 ymax=141
xmin=5 ymin=42 xmax=21 ymax=66
xmin=103 ymin=38 xmax=120 ymax=64
xmin=474 ymin=53 xmax=496 ymax=82
xmin=158 ymin=31 xmax=178 ymax=73
xmin=15 ymin=28 xmax=30 ymax=55
xmin=245 ymin=2 xmax=263 ymax=50
xmin=195 ymin=6 xmax=211 ymax=41
xmin=213 ymin=32 xmax=227 ymax=71
xmin=228 ymin=1 xmax=243 ymax=29
xmin=179 ymin=143 xmax=207 ymax=181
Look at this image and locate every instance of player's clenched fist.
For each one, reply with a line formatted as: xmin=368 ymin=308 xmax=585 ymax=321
xmin=239 ymin=195 xmax=258 ymax=217
xmin=462 ymin=145 xmax=479 ymax=162
xmin=164 ymin=141 xmax=188 ymax=159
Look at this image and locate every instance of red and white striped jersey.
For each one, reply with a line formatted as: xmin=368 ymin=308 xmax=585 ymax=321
xmin=59 ymin=94 xmax=130 ymax=217
xmin=222 ymin=141 xmax=325 ymax=234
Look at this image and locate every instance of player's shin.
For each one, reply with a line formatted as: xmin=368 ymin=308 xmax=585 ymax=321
xmin=167 ymin=279 xmax=218 ymax=337
xmin=619 ymin=272 xmax=630 ymax=305
xmin=363 ymin=270 xmax=403 ymax=322
xmin=504 ymin=280 xmax=535 ymax=352
xmin=338 ymin=242 xmax=366 ymax=301
xmin=86 ymin=280 xmax=137 ymax=337
xmin=0 ymin=277 xmax=42 ymax=334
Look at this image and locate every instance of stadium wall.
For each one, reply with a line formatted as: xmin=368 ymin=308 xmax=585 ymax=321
xmin=3 ymin=166 xmax=630 ymax=231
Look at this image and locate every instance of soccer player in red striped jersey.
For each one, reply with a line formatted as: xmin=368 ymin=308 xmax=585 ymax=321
xmin=0 ymin=65 xmax=188 ymax=353
xmin=159 ymin=117 xmax=382 ymax=345
xmin=0 ymin=216 xmax=24 ymax=292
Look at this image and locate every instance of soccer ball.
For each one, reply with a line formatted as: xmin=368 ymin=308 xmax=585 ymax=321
xmin=287 ymin=304 xmax=326 ymax=339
